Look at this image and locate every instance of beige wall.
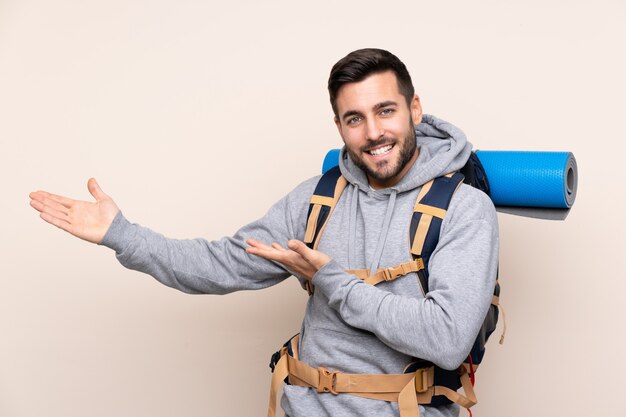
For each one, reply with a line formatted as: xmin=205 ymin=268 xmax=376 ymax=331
xmin=1 ymin=1 xmax=625 ymax=416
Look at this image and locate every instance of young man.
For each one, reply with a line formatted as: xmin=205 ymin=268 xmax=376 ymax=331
xmin=29 ymin=49 xmax=498 ymax=417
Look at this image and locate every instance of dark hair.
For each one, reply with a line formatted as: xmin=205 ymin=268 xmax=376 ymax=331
xmin=328 ymin=48 xmax=414 ymax=118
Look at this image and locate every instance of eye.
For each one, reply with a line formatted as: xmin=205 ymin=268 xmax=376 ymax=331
xmin=380 ymin=108 xmax=394 ymax=116
xmin=346 ymin=116 xmax=362 ymax=125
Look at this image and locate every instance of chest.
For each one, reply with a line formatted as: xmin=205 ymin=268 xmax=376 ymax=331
xmin=315 ymin=188 xmax=424 ymax=295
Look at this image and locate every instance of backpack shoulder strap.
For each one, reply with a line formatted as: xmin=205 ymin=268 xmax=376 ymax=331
xmin=303 ymin=166 xmax=347 ymax=250
xmin=410 ymin=172 xmax=465 ymax=295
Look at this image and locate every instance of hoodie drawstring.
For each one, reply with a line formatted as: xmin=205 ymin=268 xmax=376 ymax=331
xmin=368 ymin=189 xmax=397 ymax=274
xmin=347 ymin=185 xmax=359 ymax=269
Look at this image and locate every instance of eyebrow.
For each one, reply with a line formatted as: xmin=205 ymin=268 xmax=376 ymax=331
xmin=341 ymin=101 xmax=398 ymax=121
xmin=373 ymin=101 xmax=398 ymax=111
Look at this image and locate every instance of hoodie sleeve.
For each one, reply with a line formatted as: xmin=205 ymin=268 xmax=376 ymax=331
xmin=99 ymin=178 xmax=318 ymax=295
xmin=311 ymin=186 xmax=499 ymax=370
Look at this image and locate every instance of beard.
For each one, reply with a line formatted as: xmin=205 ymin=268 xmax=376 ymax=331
xmin=346 ymin=124 xmax=417 ymax=185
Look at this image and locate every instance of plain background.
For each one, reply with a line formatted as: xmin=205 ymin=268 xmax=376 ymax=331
xmin=1 ymin=1 xmax=625 ymax=416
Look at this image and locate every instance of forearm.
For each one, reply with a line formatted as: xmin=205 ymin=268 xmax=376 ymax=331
xmin=99 ymin=177 xmax=318 ymax=295
xmin=100 ymin=212 xmax=291 ymax=294
xmin=313 ymin=219 xmax=498 ymax=370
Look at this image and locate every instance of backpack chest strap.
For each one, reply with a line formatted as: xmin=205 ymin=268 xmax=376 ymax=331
xmin=346 ymin=258 xmax=425 ymax=286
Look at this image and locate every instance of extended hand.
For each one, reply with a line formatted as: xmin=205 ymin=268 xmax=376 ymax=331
xmin=245 ymin=239 xmax=331 ymax=281
xmin=29 ymin=178 xmax=120 ymax=244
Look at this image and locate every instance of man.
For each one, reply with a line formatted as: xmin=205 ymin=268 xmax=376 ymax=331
xmin=29 ymin=49 xmax=498 ymax=417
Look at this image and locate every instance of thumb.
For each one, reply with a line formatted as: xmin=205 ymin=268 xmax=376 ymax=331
xmin=287 ymin=239 xmax=312 ymax=259
xmin=288 ymin=239 xmax=330 ymax=269
xmin=87 ymin=178 xmax=109 ymax=201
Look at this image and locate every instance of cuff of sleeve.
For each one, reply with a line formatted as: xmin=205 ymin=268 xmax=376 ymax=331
xmin=99 ymin=211 xmax=135 ymax=253
xmin=312 ymin=259 xmax=357 ymax=300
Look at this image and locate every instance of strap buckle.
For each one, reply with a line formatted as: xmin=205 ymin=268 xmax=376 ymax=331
xmin=317 ymin=367 xmax=338 ymax=394
xmin=415 ymin=257 xmax=425 ymax=271
xmin=383 ymin=264 xmax=407 ymax=281
xmin=414 ymin=368 xmax=430 ymax=393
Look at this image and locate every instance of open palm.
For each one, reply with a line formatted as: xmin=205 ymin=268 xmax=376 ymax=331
xmin=29 ymin=178 xmax=120 ymax=244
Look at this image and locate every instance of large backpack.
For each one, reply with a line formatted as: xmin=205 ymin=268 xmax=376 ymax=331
xmin=268 ymin=152 xmax=504 ymax=416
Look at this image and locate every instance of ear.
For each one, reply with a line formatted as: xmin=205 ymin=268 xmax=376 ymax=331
xmin=410 ymin=95 xmax=423 ymax=125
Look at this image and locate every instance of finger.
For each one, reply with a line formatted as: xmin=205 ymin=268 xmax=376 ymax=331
xmin=246 ymin=241 xmax=295 ymax=264
xmin=287 ymin=240 xmax=312 ymax=259
xmin=29 ymin=198 xmax=45 ymax=213
xmin=88 ymin=178 xmax=109 ymax=201
xmin=38 ymin=195 xmax=70 ymax=215
xmin=246 ymin=239 xmax=275 ymax=251
xmin=246 ymin=245 xmax=282 ymax=262
xmin=246 ymin=239 xmax=278 ymax=257
xmin=40 ymin=211 xmax=72 ymax=233
xmin=30 ymin=199 xmax=69 ymax=220
xmin=288 ymin=239 xmax=330 ymax=270
xmin=271 ymin=242 xmax=287 ymax=251
xmin=30 ymin=191 xmax=75 ymax=209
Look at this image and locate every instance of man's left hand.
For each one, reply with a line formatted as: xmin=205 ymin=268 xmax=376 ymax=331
xmin=245 ymin=239 xmax=331 ymax=281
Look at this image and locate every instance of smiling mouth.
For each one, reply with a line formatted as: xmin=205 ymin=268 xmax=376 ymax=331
xmin=367 ymin=144 xmax=394 ymax=156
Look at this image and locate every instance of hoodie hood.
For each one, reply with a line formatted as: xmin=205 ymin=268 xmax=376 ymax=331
xmin=338 ymin=114 xmax=473 ymax=193
xmin=336 ymin=114 xmax=474 ymax=273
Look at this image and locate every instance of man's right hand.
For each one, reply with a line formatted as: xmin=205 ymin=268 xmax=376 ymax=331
xmin=29 ymin=178 xmax=120 ymax=244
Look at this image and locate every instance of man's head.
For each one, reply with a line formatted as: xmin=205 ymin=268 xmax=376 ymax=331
xmin=328 ymin=48 xmax=415 ymax=119
xmin=329 ymin=49 xmax=422 ymax=189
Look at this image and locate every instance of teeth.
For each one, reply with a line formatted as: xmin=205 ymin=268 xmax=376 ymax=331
xmin=369 ymin=145 xmax=392 ymax=156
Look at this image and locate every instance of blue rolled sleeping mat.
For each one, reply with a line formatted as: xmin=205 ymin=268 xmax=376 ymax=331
xmin=322 ymin=149 xmax=578 ymax=220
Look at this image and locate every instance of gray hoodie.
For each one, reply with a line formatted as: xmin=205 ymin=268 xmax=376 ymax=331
xmin=101 ymin=114 xmax=499 ymax=417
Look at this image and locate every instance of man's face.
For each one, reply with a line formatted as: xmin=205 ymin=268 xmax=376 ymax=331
xmin=334 ymin=71 xmax=422 ymax=189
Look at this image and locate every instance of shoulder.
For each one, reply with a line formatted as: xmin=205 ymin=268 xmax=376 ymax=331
xmin=443 ymin=183 xmax=498 ymax=230
xmin=275 ymin=175 xmax=322 ymax=222
xmin=284 ymin=175 xmax=322 ymax=204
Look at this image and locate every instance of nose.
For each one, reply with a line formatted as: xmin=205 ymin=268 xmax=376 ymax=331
xmin=365 ymin=118 xmax=384 ymax=141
